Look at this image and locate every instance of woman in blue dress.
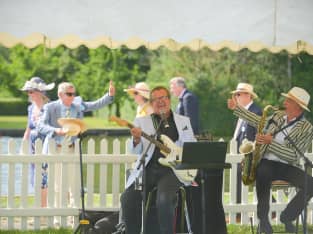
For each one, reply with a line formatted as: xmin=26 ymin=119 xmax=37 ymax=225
xmin=21 ymin=77 xmax=54 ymax=207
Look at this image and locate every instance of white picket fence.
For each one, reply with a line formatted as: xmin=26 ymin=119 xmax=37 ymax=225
xmin=0 ymin=137 xmax=313 ymax=230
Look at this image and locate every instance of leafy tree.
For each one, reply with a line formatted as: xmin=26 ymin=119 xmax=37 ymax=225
xmin=1 ymin=45 xmax=313 ymax=135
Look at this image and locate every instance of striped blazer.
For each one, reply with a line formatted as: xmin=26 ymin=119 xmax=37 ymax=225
xmin=234 ymin=106 xmax=313 ymax=168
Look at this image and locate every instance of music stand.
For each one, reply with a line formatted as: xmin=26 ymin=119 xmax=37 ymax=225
xmin=174 ymin=142 xmax=231 ymax=234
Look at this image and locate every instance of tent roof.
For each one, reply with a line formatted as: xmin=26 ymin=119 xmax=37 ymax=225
xmin=1 ymin=0 xmax=313 ymax=54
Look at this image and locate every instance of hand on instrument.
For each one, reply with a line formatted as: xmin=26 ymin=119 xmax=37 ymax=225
xmin=130 ymin=127 xmax=142 ymax=144
xmin=256 ymin=133 xmax=273 ymax=145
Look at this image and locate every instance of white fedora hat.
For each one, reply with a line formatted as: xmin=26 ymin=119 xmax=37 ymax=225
xmin=57 ymin=118 xmax=87 ymax=136
xmin=281 ymin=87 xmax=310 ymax=112
xmin=20 ymin=77 xmax=55 ymax=92
xmin=230 ymin=82 xmax=258 ymax=99
xmin=124 ymin=82 xmax=150 ymax=99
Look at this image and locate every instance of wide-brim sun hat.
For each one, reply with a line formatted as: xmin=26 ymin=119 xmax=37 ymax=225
xmin=57 ymin=118 xmax=87 ymax=136
xmin=281 ymin=86 xmax=310 ymax=112
xmin=230 ymin=82 xmax=258 ymax=99
xmin=124 ymin=82 xmax=150 ymax=99
xmin=20 ymin=77 xmax=55 ymax=92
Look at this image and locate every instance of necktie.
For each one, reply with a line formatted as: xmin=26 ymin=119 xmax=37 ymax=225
xmin=64 ymin=108 xmax=72 ymax=146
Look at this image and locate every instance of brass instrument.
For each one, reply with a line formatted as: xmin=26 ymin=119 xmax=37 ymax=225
xmin=240 ymin=105 xmax=278 ymax=185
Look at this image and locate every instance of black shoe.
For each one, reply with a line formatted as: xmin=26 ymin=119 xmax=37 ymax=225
xmin=280 ymin=216 xmax=296 ymax=233
xmin=258 ymin=219 xmax=273 ymax=234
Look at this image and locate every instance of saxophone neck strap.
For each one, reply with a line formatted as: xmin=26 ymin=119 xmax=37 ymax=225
xmin=273 ymin=113 xmax=304 ymax=136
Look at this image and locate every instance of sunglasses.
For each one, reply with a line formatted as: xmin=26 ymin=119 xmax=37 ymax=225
xmin=65 ymin=92 xmax=76 ymax=97
xmin=27 ymin=91 xmax=34 ymax=94
xmin=133 ymin=91 xmax=139 ymax=96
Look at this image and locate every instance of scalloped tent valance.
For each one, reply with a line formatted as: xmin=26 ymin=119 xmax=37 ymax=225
xmin=1 ymin=0 xmax=313 ymax=54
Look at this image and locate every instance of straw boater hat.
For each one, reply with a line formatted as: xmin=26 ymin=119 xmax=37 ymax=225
xmin=57 ymin=118 xmax=87 ymax=136
xmin=20 ymin=77 xmax=55 ymax=93
xmin=230 ymin=83 xmax=258 ymax=99
xmin=124 ymin=82 xmax=150 ymax=99
xmin=281 ymin=87 xmax=310 ymax=112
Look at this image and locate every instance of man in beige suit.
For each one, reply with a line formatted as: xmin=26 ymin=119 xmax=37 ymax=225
xmin=228 ymin=86 xmax=313 ymax=234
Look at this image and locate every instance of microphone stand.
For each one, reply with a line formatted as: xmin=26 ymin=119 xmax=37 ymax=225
xmin=277 ymin=129 xmax=313 ymax=234
xmin=136 ymin=116 xmax=164 ymax=234
xmin=74 ymin=132 xmax=89 ymax=234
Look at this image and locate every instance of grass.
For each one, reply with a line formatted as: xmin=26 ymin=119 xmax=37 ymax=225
xmin=0 ymin=228 xmax=72 ymax=234
xmin=0 ymin=225 xmax=312 ymax=233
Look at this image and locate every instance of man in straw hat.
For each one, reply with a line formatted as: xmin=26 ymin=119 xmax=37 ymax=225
xmin=124 ymin=82 xmax=153 ymax=117
xmin=231 ymin=82 xmax=262 ymax=211
xmin=37 ymin=80 xmax=115 ymax=210
xmin=228 ymin=86 xmax=313 ymax=234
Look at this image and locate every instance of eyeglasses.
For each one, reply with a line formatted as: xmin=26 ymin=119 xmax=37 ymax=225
xmin=133 ymin=91 xmax=139 ymax=96
xmin=65 ymin=92 xmax=76 ymax=97
xmin=27 ymin=91 xmax=34 ymax=94
xmin=151 ymin=96 xmax=169 ymax=102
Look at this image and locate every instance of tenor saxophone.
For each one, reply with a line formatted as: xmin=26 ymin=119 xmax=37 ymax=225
xmin=240 ymin=105 xmax=277 ymax=185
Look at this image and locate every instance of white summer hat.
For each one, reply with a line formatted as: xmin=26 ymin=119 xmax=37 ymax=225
xmin=281 ymin=86 xmax=310 ymax=112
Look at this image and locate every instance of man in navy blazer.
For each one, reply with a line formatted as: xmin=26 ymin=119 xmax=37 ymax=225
xmin=231 ymin=83 xmax=262 ymax=205
xmin=170 ymin=77 xmax=199 ymax=134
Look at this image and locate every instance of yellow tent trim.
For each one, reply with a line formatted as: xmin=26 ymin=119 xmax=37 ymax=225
xmin=0 ymin=33 xmax=312 ymax=55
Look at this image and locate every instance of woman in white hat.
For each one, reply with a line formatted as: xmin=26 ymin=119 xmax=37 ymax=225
xmin=124 ymin=82 xmax=153 ymax=117
xmin=20 ymin=76 xmax=55 ymax=207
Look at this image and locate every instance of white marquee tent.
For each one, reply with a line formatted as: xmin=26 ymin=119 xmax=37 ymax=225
xmin=0 ymin=0 xmax=313 ymax=54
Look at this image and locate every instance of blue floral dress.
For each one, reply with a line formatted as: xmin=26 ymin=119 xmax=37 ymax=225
xmin=27 ymin=104 xmax=48 ymax=188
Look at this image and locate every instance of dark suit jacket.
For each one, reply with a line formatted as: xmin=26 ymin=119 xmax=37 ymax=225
xmin=235 ymin=102 xmax=262 ymax=151
xmin=176 ymin=89 xmax=199 ymax=134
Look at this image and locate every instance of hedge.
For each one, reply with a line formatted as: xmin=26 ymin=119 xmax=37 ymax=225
xmin=0 ymin=99 xmax=28 ymax=115
xmin=0 ymin=99 xmax=92 ymax=116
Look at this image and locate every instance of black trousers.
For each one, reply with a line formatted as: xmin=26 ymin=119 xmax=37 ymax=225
xmin=120 ymin=166 xmax=181 ymax=234
xmin=256 ymin=159 xmax=313 ymax=221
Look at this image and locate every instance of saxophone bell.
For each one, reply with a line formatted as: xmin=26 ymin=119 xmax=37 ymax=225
xmin=239 ymin=138 xmax=255 ymax=154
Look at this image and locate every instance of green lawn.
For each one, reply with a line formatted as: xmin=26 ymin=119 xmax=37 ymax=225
xmin=0 ymin=116 xmax=120 ymax=129
xmin=0 ymin=225 xmax=312 ymax=233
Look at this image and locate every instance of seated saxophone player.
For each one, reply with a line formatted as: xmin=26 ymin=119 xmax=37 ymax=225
xmin=227 ymin=86 xmax=313 ymax=234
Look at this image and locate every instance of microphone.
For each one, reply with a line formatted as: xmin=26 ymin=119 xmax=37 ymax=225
xmin=160 ymin=110 xmax=169 ymax=128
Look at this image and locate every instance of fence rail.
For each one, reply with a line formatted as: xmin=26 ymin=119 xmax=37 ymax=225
xmin=0 ymin=137 xmax=313 ymax=230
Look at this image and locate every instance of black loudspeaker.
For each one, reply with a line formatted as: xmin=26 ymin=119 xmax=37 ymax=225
xmin=78 ymin=210 xmax=119 ymax=234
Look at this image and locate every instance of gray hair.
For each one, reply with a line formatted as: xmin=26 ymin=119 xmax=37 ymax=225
xmin=170 ymin=77 xmax=186 ymax=88
xmin=58 ymin=82 xmax=75 ymax=94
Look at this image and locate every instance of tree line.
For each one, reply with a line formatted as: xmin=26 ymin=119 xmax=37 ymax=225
xmin=0 ymin=45 xmax=313 ymax=137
